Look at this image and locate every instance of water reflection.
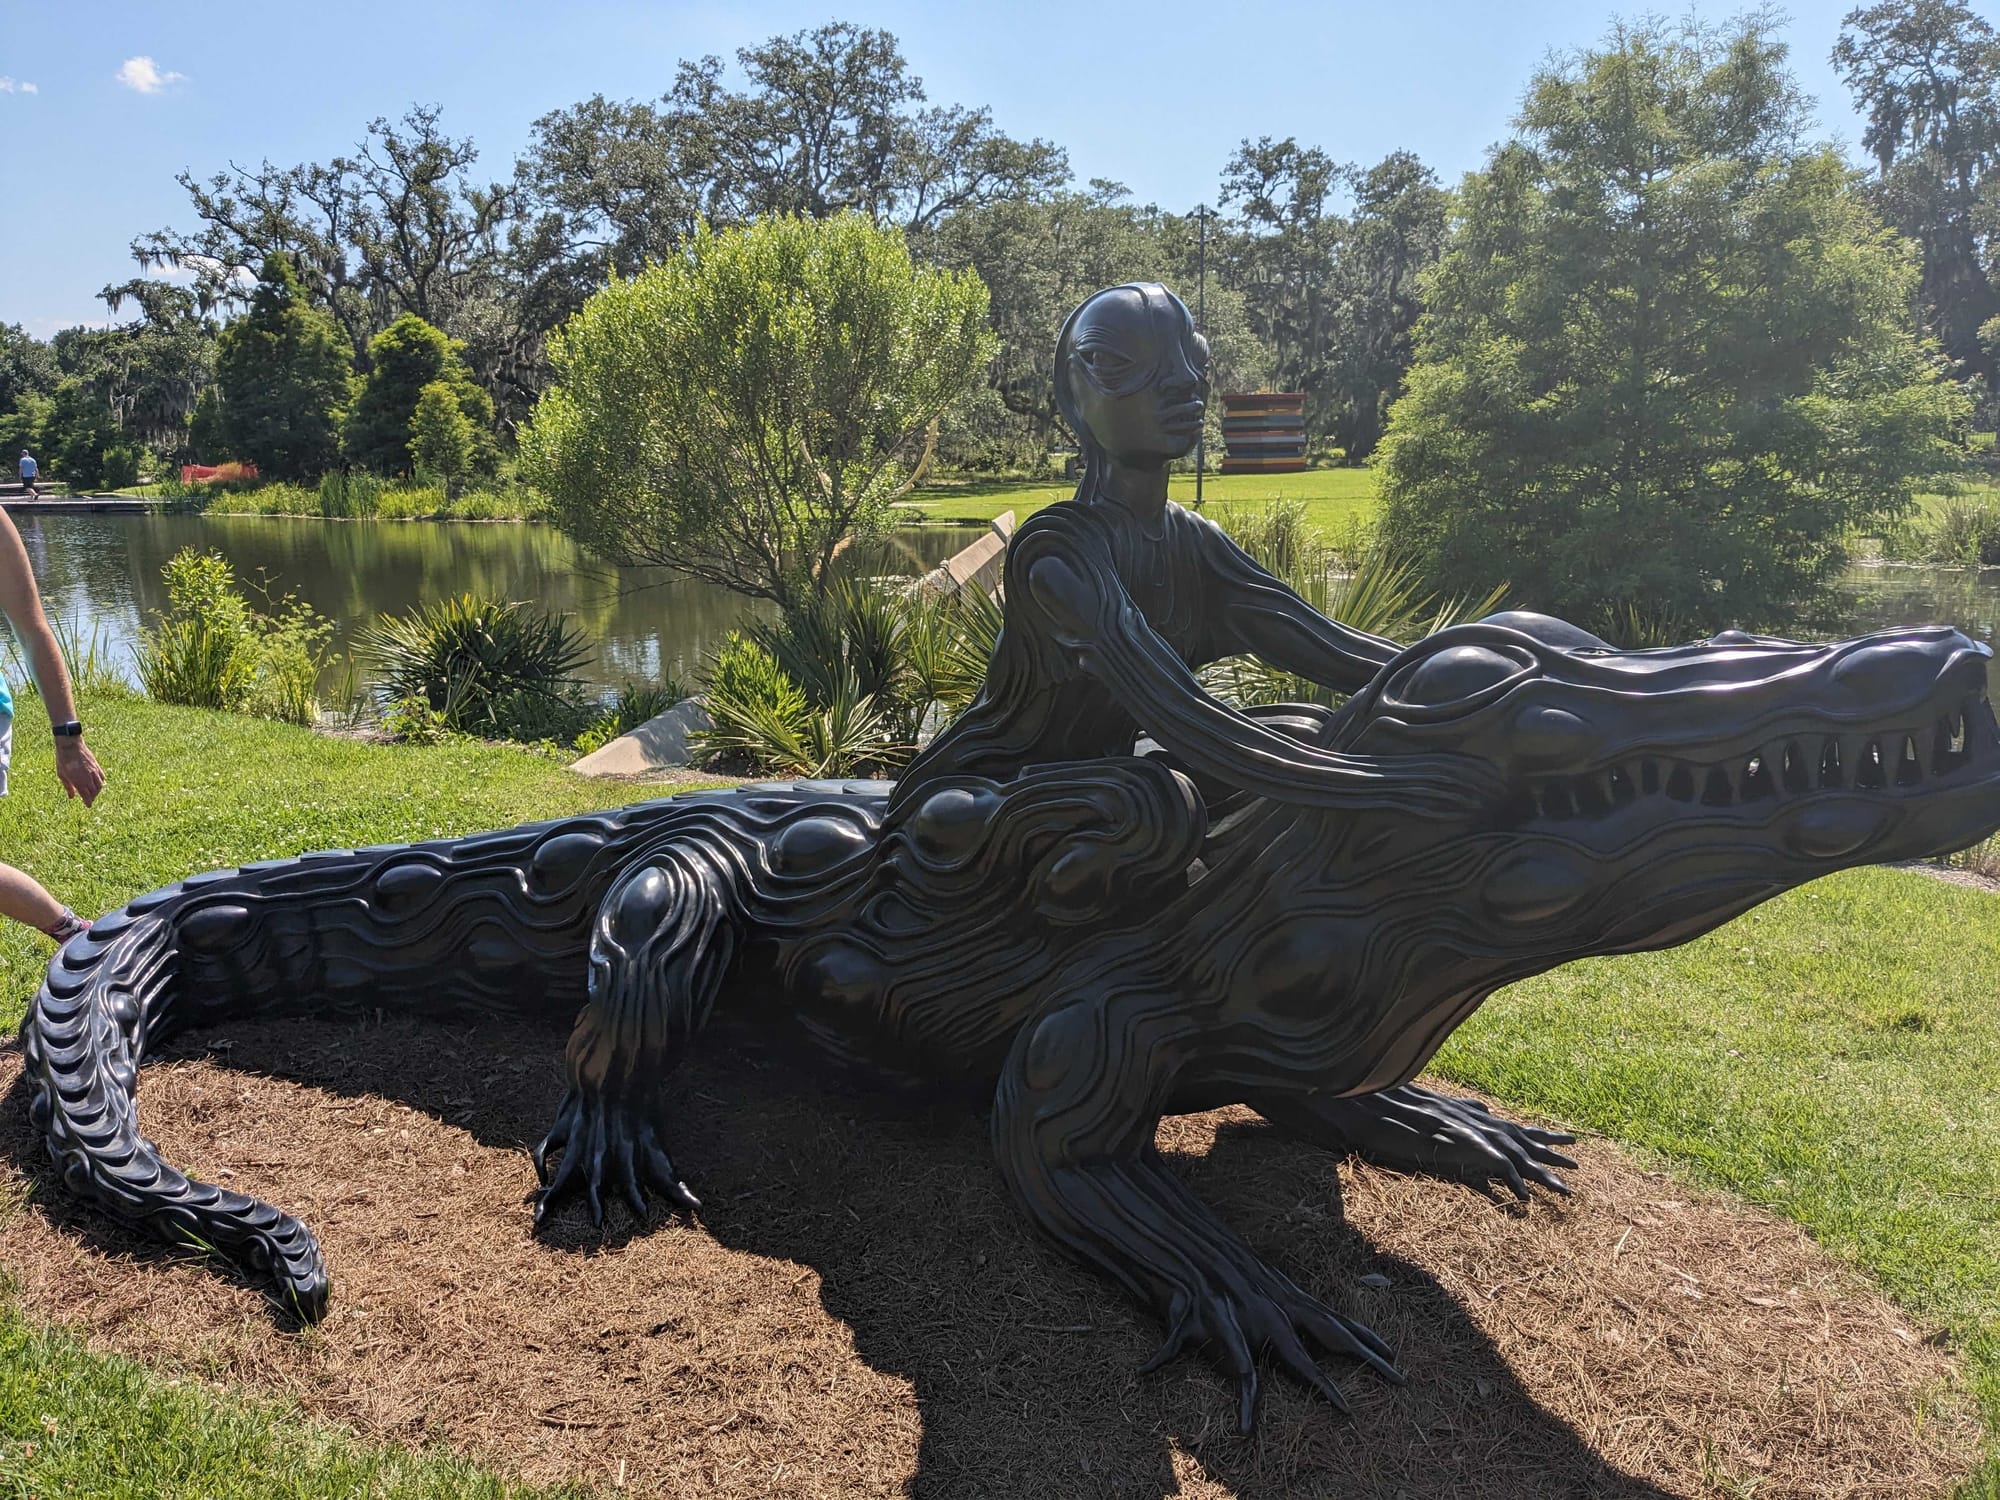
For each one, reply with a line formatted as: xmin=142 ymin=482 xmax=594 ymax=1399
xmin=14 ymin=514 xmax=2000 ymax=702
xmin=11 ymin=514 xmax=983 ymax=695
xmin=1832 ymin=563 xmax=2000 ymax=696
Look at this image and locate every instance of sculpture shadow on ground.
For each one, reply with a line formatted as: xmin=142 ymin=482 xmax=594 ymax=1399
xmin=0 ymin=1013 xmax=1676 ymax=1500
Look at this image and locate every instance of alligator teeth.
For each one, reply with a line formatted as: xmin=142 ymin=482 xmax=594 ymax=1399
xmin=1518 ymin=688 xmax=1995 ymax=830
xmin=1896 ymin=733 xmax=1924 ymax=788
xmin=1850 ymin=737 xmax=1883 ymax=791
xmin=1781 ymin=740 xmax=1810 ymax=794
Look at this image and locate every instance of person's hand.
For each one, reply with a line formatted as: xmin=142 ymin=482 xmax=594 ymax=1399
xmin=54 ymin=736 xmax=104 ymax=807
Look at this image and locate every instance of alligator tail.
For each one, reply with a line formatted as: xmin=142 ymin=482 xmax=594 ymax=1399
xmin=25 ymin=911 xmax=334 ymax=1315
xmin=15 ymin=793 xmax=757 ymax=1318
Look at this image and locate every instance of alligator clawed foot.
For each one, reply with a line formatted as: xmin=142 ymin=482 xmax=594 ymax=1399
xmin=1260 ymin=1083 xmax=1578 ymax=1200
xmin=1140 ymin=1256 xmax=1404 ymax=1433
xmin=1385 ymin=1089 xmax=1578 ymax=1199
xmin=532 ymin=1087 xmax=700 ymax=1233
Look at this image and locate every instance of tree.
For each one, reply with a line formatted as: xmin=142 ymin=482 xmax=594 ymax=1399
xmin=1834 ymin=0 xmax=2000 ymax=383
xmin=1218 ymin=142 xmax=1447 ymax=460
xmin=1378 ymin=16 xmax=1971 ymax=636
xmin=213 ymin=253 xmax=352 ymax=479
xmin=0 ymin=324 xmax=58 ymax=416
xmin=45 ymin=380 xmax=140 ymax=490
xmin=93 ymin=279 xmax=219 ymax=459
xmin=512 ymin=24 xmax=1065 ymax=332
xmin=1319 ymin=153 xmax=1450 ymax=460
xmin=343 ymin=314 xmax=495 ymax=475
xmin=521 ymin=213 xmax=995 ymax=609
xmin=410 ymin=380 xmax=474 ymax=495
xmin=135 ymin=107 xmax=519 ymax=386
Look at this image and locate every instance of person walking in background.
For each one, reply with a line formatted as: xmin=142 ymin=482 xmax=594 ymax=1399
xmin=0 ymin=504 xmax=104 ymax=942
xmin=17 ymin=450 xmax=39 ymax=498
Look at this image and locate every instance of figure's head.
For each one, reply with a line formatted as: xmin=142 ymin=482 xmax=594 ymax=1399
xmin=1054 ymin=283 xmax=1210 ymax=471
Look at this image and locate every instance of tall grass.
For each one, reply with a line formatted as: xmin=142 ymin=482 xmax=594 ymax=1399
xmin=0 ymin=616 xmax=133 ymax=702
xmin=186 ymin=478 xmax=541 ymax=522
xmin=131 ymin=549 xmax=335 ymax=725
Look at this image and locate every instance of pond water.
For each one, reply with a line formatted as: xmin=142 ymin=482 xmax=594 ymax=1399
xmin=12 ymin=512 xmax=2000 ymax=702
xmin=11 ymin=513 xmax=986 ymax=697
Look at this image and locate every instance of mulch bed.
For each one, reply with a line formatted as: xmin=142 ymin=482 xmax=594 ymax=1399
xmin=0 ymin=1015 xmax=1979 ymax=1499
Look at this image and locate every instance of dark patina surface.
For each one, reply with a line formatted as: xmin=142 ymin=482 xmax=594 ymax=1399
xmin=22 ymin=285 xmax=2000 ymax=1431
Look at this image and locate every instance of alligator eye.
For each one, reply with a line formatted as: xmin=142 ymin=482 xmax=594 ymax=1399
xmin=1391 ymin=645 xmax=1534 ymax=709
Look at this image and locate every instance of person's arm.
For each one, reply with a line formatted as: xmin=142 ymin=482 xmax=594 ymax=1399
xmin=0 ymin=510 xmax=104 ymax=806
xmin=1191 ymin=518 xmax=1402 ymax=693
xmin=1021 ymin=542 xmax=1499 ymax=817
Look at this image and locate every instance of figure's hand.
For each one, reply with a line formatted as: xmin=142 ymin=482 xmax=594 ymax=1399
xmin=54 ymin=738 xmax=104 ymax=807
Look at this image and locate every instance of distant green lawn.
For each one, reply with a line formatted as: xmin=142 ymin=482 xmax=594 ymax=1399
xmin=900 ymin=466 xmax=1381 ymax=534
xmin=0 ymin=698 xmax=1997 ymax=1493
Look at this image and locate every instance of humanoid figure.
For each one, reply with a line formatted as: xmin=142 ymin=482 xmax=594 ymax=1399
xmin=891 ymin=281 xmax=1452 ymax=817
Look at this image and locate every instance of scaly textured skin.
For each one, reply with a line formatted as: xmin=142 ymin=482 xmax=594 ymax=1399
xmin=21 ymin=613 xmax=2000 ymax=1428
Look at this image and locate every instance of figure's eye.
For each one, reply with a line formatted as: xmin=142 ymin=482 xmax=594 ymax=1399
xmin=1078 ymin=347 xmax=1130 ymax=376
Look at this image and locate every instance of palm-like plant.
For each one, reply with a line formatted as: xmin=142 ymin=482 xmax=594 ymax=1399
xmin=358 ymin=594 xmax=593 ymax=739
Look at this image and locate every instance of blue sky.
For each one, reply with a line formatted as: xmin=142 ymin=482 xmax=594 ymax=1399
xmin=2 ymin=1 xmax=1874 ymax=336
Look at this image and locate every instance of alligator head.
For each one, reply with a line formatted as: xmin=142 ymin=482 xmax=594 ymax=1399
xmin=1294 ymin=611 xmax=2000 ymax=1089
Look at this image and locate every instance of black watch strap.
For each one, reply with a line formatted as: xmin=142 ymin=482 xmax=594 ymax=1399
xmin=51 ymin=720 xmax=83 ymax=738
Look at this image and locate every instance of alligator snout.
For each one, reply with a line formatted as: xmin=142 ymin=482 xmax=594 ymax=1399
xmin=1828 ymin=630 xmax=1990 ymax=705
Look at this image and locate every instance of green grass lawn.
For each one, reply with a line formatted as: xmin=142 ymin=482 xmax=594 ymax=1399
xmin=0 ymin=696 xmax=660 ymax=1496
xmin=899 ymin=466 xmax=1381 ymax=534
xmin=1435 ymin=868 xmax=2000 ymax=1497
xmin=0 ymin=698 xmax=1998 ymax=1492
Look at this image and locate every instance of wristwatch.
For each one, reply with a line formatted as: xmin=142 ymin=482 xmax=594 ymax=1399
xmin=51 ymin=720 xmax=83 ymax=738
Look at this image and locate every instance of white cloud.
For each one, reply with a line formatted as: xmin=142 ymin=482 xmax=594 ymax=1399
xmin=0 ymin=77 xmax=38 ymax=94
xmin=116 ymin=56 xmax=185 ymax=94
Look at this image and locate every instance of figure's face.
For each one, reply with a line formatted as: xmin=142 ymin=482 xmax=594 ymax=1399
xmin=1065 ymin=288 xmax=1211 ymax=467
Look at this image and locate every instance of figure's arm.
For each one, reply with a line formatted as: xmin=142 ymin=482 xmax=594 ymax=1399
xmin=1023 ymin=549 xmax=1494 ymax=816
xmin=1192 ymin=519 xmax=1401 ymax=693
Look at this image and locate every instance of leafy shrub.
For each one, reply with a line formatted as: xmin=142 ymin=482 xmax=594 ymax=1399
xmin=694 ymin=634 xmax=889 ymax=778
xmin=381 ymin=693 xmax=455 ymax=745
xmin=133 ymin=549 xmax=259 ymax=709
xmin=133 ymin=549 xmax=337 ymax=723
xmin=243 ymin=599 xmax=337 ymax=725
xmin=574 ymin=680 xmax=692 ymax=756
xmin=358 ymin=593 xmax=593 ymax=742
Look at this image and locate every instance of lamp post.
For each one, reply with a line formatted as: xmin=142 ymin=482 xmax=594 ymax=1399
xmin=1193 ymin=203 xmax=1211 ymax=506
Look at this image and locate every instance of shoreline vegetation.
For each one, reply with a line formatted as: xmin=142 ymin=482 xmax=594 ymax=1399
xmin=89 ymin=451 xmax=1997 ymax=549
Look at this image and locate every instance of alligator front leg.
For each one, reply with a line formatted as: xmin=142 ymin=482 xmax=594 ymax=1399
xmin=1255 ymin=1084 xmax=1577 ymax=1200
xmin=535 ymin=844 xmax=736 ymax=1227
xmin=993 ymin=997 xmax=1402 ymax=1432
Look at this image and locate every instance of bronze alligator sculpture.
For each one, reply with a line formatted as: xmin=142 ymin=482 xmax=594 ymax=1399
xmin=21 ymin=280 xmax=2000 ymax=1430
xmin=22 ymin=611 xmax=2000 ymax=1428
